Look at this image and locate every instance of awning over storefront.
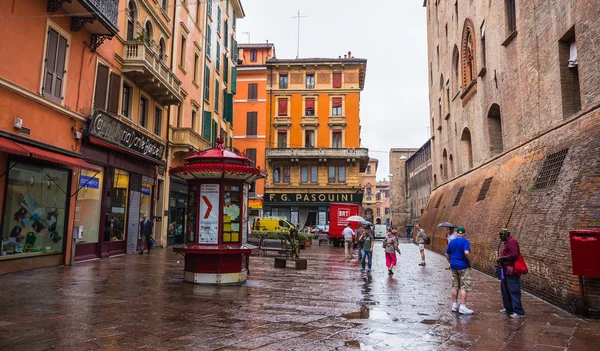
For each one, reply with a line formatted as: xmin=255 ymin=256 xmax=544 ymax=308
xmin=0 ymin=137 xmax=99 ymax=172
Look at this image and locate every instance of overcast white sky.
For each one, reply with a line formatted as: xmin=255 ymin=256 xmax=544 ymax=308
xmin=237 ymin=0 xmax=430 ymax=181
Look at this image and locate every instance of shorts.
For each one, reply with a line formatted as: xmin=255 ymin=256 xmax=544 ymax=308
xmin=451 ymin=268 xmax=473 ymax=291
xmin=418 ymin=244 xmax=425 ymax=251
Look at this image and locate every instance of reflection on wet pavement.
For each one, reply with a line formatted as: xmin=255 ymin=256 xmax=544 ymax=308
xmin=0 ymin=241 xmax=599 ymax=350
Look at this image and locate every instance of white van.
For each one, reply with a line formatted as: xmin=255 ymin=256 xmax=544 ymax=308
xmin=374 ymin=224 xmax=387 ymax=239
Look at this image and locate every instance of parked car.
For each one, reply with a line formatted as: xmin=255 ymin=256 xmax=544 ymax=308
xmin=310 ymin=225 xmax=329 ymax=234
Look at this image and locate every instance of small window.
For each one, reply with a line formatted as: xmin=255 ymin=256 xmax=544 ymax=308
xmin=333 ymin=72 xmax=342 ymax=88
xmin=366 ymin=165 xmax=371 ymax=174
xmin=205 ymin=24 xmax=211 ymax=56
xmin=305 ymin=98 xmax=315 ymax=116
xmin=277 ymin=130 xmax=287 ymax=148
xmin=191 ymin=110 xmax=197 ymax=130
xmin=283 ymin=166 xmax=291 ymax=183
xmin=273 ymin=167 xmax=281 ymax=183
xmin=506 ymin=0 xmax=516 ymax=34
xmin=250 ymin=49 xmax=257 ymax=62
xmin=435 ymin=194 xmax=444 ymax=208
xmin=193 ymin=53 xmax=199 ymax=83
xmin=477 ymin=177 xmax=493 ymax=201
xmin=300 ymin=166 xmax=309 ymax=183
xmin=121 ymin=83 xmax=131 ymax=117
xmin=328 ymin=166 xmax=336 ymax=183
xmin=311 ymin=166 xmax=318 ymax=183
xmin=179 ymin=35 xmax=186 ymax=68
xmin=154 ymin=107 xmax=162 ymax=135
xmin=139 ymin=96 xmax=148 ymax=128
xmin=332 ymin=131 xmax=342 ymax=148
xmin=453 ymin=186 xmax=465 ymax=206
xmin=338 ymin=166 xmax=346 ymax=183
xmin=332 ymin=98 xmax=342 ymax=116
xmin=279 ymin=74 xmax=288 ymax=89
xmin=306 ymin=74 xmax=315 ymax=89
xmin=534 ymin=149 xmax=569 ymax=190
xmin=248 ymin=83 xmax=258 ymax=100
xmin=305 ymin=130 xmax=315 ymax=148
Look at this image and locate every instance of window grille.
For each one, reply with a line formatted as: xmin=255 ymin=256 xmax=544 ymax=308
xmin=435 ymin=194 xmax=444 ymax=208
xmin=453 ymin=187 xmax=465 ymax=206
xmin=534 ymin=149 xmax=569 ymax=189
xmin=477 ymin=177 xmax=493 ymax=201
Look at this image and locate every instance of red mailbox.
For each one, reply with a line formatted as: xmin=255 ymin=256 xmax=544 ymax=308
xmin=569 ymin=229 xmax=600 ymax=278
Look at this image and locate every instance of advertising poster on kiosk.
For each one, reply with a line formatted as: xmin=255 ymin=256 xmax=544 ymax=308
xmin=199 ymin=184 xmax=219 ymax=244
xmin=242 ymin=185 xmax=248 ymax=244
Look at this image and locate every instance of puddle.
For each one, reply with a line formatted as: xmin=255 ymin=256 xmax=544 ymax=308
xmin=343 ymin=305 xmax=370 ymax=319
xmin=420 ymin=319 xmax=440 ymax=325
xmin=344 ymin=340 xmax=361 ymax=348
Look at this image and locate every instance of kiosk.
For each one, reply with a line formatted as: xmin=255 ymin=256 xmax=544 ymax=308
xmin=169 ymin=140 xmax=266 ymax=284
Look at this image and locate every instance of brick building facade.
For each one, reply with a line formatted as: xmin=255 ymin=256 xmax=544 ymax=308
xmin=406 ymin=140 xmax=432 ymax=227
xmin=389 ymin=148 xmax=417 ymax=231
xmin=420 ymin=0 xmax=600 ymax=314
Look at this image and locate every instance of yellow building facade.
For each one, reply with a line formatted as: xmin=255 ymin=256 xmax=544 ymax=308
xmin=264 ymin=57 xmax=368 ymax=228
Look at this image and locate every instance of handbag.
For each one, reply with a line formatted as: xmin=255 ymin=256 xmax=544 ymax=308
xmin=514 ymin=254 xmax=528 ymax=276
xmin=382 ymin=239 xmax=388 ymax=249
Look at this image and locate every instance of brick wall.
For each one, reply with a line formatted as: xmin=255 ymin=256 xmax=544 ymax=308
xmin=418 ymin=105 xmax=600 ymax=316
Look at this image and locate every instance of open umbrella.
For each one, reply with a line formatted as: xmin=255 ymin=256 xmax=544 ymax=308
xmin=438 ymin=222 xmax=458 ymax=228
xmin=347 ymin=215 xmax=366 ymax=222
xmin=361 ymin=221 xmax=373 ymax=226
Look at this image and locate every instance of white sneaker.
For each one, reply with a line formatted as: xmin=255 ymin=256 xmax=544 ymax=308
xmin=459 ymin=305 xmax=473 ymax=315
xmin=451 ymin=303 xmax=459 ymax=312
xmin=510 ymin=313 xmax=525 ymax=319
xmin=499 ymin=309 xmax=508 ymax=314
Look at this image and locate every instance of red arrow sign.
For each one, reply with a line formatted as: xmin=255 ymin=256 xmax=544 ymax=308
xmin=202 ymin=196 xmax=213 ymax=219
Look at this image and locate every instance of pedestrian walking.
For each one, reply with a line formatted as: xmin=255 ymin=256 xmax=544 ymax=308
xmin=445 ymin=226 xmax=473 ymax=314
xmin=139 ymin=215 xmax=154 ymax=254
xmin=384 ymin=229 xmax=401 ymax=275
xmin=415 ymin=223 xmax=428 ymax=266
xmin=342 ymin=222 xmax=355 ymax=259
xmin=498 ymin=228 xmax=526 ymax=318
xmin=359 ymin=226 xmax=375 ymax=272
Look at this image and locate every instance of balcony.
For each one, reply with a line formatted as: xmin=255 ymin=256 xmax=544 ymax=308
xmin=122 ymin=42 xmax=183 ymax=106
xmin=267 ymin=148 xmax=370 ymax=171
xmin=48 ymin=0 xmax=119 ymax=50
xmin=169 ymin=127 xmax=210 ymax=153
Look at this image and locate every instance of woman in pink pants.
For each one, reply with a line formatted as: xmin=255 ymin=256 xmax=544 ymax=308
xmin=384 ymin=229 xmax=401 ymax=275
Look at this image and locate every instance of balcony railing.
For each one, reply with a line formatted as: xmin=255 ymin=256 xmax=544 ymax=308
xmin=122 ymin=41 xmax=183 ymax=106
xmin=48 ymin=0 xmax=119 ymax=36
xmin=169 ymin=127 xmax=210 ymax=152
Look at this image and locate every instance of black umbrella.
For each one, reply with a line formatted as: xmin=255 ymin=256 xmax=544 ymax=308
xmin=438 ymin=222 xmax=458 ymax=228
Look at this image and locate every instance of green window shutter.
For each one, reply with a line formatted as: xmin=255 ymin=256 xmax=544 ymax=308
xmin=224 ymin=20 xmax=229 ymax=48
xmin=223 ymin=56 xmax=229 ymax=83
xmin=214 ymin=80 xmax=219 ymax=111
xmin=233 ymin=39 xmax=238 ymax=63
xmin=212 ymin=120 xmax=218 ymax=145
xmin=206 ymin=24 xmax=211 ymax=57
xmin=203 ymin=111 xmax=212 ymax=140
xmin=217 ymin=7 xmax=221 ymax=34
xmin=231 ymin=66 xmax=237 ymax=94
xmin=229 ymin=136 xmax=233 ymax=148
xmin=225 ymin=92 xmax=234 ymax=124
xmin=216 ymin=43 xmax=220 ymax=72
xmin=233 ymin=10 xmax=237 ymax=28
xmin=204 ymin=65 xmax=210 ymax=101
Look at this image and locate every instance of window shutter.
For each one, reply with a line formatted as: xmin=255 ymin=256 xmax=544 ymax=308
xmin=248 ymin=83 xmax=257 ymax=100
xmin=214 ymin=80 xmax=219 ymax=111
xmin=203 ymin=111 xmax=212 ymax=140
xmin=107 ymin=73 xmax=121 ymax=114
xmin=204 ymin=65 xmax=210 ymax=100
xmin=305 ymin=98 xmax=315 ymax=110
xmin=224 ymin=92 xmax=234 ymax=124
xmin=246 ymin=112 xmax=257 ymax=135
xmin=233 ymin=39 xmax=238 ymax=62
xmin=333 ymin=72 xmax=342 ymax=88
xmin=278 ymin=99 xmax=288 ymax=116
xmin=93 ymin=64 xmax=110 ymax=110
xmin=332 ymin=98 xmax=343 ymax=108
xmin=43 ymin=29 xmax=59 ymax=98
xmin=53 ymin=35 xmax=68 ymax=100
xmin=231 ymin=66 xmax=237 ymax=94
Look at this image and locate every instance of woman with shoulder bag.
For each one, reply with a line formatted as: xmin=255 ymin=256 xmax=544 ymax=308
xmin=384 ymin=229 xmax=401 ymax=275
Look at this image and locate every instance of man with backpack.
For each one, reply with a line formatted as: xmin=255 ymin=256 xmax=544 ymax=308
xmin=498 ymin=228 xmax=525 ymax=318
xmin=415 ymin=223 xmax=429 ymax=266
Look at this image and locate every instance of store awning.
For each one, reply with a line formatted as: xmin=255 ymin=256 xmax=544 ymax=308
xmin=0 ymin=137 xmax=100 ymax=172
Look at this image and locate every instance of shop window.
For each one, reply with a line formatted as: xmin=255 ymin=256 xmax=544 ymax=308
xmin=338 ymin=166 xmax=346 ymax=183
xmin=2 ymin=161 xmax=69 ymax=258
xmin=222 ymin=185 xmax=241 ymax=243
xmin=306 ymin=74 xmax=315 ymax=89
xmin=104 ymin=169 xmax=129 ymax=242
xmin=279 ymin=74 xmax=288 ymax=89
xmin=273 ymin=167 xmax=281 ymax=183
xmin=75 ymin=167 xmax=104 ymax=245
xmin=300 ymin=166 xmax=309 ymax=183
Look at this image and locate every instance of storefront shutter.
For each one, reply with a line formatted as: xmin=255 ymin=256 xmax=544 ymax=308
xmin=107 ymin=73 xmax=121 ymax=114
xmin=203 ymin=111 xmax=211 ymax=140
xmin=93 ymin=64 xmax=110 ymax=111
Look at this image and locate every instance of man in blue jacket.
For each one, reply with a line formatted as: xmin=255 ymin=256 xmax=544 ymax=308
xmin=445 ymin=226 xmax=473 ymax=315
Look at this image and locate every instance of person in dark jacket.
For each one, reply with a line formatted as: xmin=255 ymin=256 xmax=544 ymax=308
xmin=498 ymin=228 xmax=525 ymax=318
xmin=139 ymin=215 xmax=153 ymax=254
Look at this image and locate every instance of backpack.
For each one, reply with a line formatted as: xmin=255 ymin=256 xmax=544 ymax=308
xmin=424 ymin=236 xmax=431 ymax=245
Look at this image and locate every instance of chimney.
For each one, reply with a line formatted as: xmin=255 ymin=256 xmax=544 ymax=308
xmin=348 ymin=51 xmax=352 ymax=58
xmin=344 ymin=54 xmax=347 ymax=59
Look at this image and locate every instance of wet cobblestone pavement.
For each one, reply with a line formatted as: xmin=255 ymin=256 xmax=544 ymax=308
xmin=1 ymin=241 xmax=599 ymax=350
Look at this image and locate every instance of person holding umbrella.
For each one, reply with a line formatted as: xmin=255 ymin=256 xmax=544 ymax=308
xmin=439 ymin=222 xmax=458 ymax=269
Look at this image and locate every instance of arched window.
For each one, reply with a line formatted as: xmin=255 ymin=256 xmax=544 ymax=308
xmin=127 ymin=1 xmax=137 ymax=41
xmin=460 ymin=128 xmax=474 ymax=171
xmin=159 ymin=38 xmax=166 ymax=60
xmin=452 ymin=45 xmax=460 ymax=93
xmin=439 ymin=74 xmax=445 ymax=119
xmin=487 ymin=103 xmax=504 ymax=157
xmin=442 ymin=149 xmax=448 ymax=181
xmin=145 ymin=21 xmax=153 ymax=43
xmin=449 ymin=154 xmax=454 ymax=178
xmin=461 ymin=19 xmax=477 ymax=89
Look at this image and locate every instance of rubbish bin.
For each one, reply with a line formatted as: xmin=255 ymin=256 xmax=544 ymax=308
xmin=569 ymin=229 xmax=600 ymax=278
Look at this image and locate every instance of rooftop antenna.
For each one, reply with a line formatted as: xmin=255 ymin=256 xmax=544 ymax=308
xmin=292 ymin=10 xmax=308 ymax=58
xmin=242 ymin=32 xmax=250 ymax=43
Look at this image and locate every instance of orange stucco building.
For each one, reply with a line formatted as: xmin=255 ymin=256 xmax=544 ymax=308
xmin=232 ymin=43 xmax=275 ymax=215
xmin=263 ymin=56 xmax=369 ymax=228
